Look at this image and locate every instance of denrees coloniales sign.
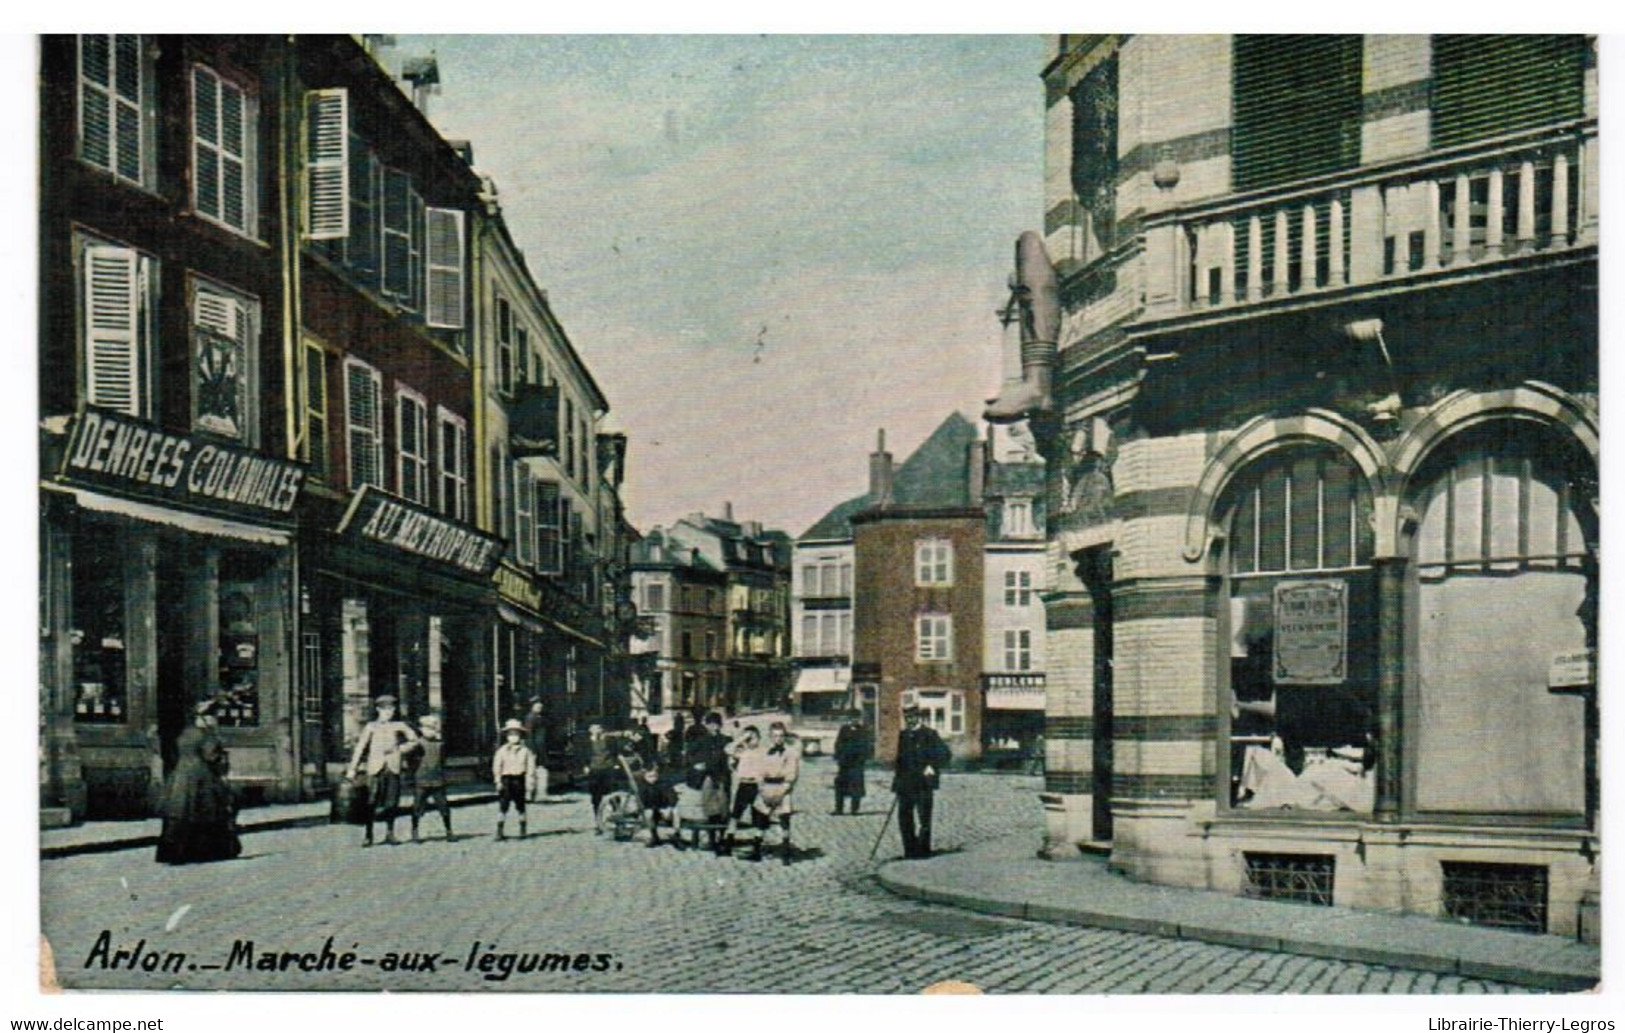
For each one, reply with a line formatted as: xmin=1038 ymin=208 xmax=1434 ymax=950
xmin=60 ymin=409 xmax=305 ymax=520
xmin=337 ymin=485 xmax=503 ymax=578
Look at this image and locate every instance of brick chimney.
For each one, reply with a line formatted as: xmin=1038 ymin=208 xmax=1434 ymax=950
xmin=966 ymin=438 xmax=988 ymax=505
xmin=724 ymin=501 xmax=734 ymax=522
xmin=869 ymin=429 xmax=894 ymax=506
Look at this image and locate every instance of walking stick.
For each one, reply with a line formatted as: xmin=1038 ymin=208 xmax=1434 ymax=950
xmin=868 ymin=793 xmax=899 ymax=861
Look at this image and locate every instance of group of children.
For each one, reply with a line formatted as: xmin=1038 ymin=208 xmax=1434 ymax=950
xmin=344 ymin=699 xmax=804 ymax=863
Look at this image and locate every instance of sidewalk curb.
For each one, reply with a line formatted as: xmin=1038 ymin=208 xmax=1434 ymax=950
xmin=40 ymin=792 xmax=499 ymax=861
xmin=876 ymin=864 xmax=1599 ymax=993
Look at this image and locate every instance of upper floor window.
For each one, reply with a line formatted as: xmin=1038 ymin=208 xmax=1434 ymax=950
xmin=1003 ymin=629 xmax=1033 ymax=672
xmin=564 ymin=397 xmax=577 ymax=480
xmin=916 ymin=538 xmax=953 ymax=586
xmin=536 ymin=479 xmax=563 ymax=575
xmin=645 ymin=583 xmax=665 ymax=612
xmin=1003 ymin=499 xmax=1036 ymax=538
xmin=1070 ymin=50 xmax=1118 ymax=258
xmin=343 ymin=357 xmax=383 ymax=491
xmin=1004 ymin=570 xmax=1034 ymax=607
xmin=1232 ymin=35 xmax=1362 ymax=192
xmin=192 ymin=64 xmax=258 ymax=237
xmin=303 ymin=88 xmax=464 ymax=330
xmin=495 ymin=296 xmax=515 ymax=395
xmin=513 ymin=462 xmax=535 ymax=567
xmin=190 ymin=279 xmax=258 ymax=445
xmin=303 ymin=342 xmax=329 ymax=479
xmin=79 ymin=238 xmax=156 ymax=419
xmin=78 ymin=35 xmax=153 ymax=188
xmin=903 ymin=688 xmax=963 ymax=736
xmin=1431 ymin=35 xmax=1587 ymax=149
xmin=395 ymin=387 xmax=428 ymax=504
xmin=436 ymin=407 xmax=469 ymax=521
xmin=917 ymin=613 xmax=953 ymax=661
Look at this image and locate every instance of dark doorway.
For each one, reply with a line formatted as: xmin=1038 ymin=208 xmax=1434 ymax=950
xmin=1080 ymin=546 xmax=1114 ymax=842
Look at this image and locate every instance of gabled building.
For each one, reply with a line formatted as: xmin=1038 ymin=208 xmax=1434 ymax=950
xmin=628 ymin=529 xmax=729 ymax=714
xmin=994 ymin=34 xmax=1597 ymax=936
xmin=800 ymin=414 xmax=1045 ymax=761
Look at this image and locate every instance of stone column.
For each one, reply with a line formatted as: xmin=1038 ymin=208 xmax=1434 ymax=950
xmin=1373 ymin=555 xmax=1406 ymax=820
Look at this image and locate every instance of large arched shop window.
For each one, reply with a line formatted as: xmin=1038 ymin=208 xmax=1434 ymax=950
xmin=1411 ymin=422 xmax=1592 ymax=815
xmin=1223 ymin=446 xmax=1376 ymax=812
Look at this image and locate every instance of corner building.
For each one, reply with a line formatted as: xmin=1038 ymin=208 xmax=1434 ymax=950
xmin=1009 ymin=35 xmax=1597 ymax=936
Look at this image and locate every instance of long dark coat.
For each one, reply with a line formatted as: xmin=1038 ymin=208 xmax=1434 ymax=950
xmin=833 ymin=722 xmax=870 ymax=796
xmin=892 ymin=725 xmax=951 ymax=794
xmin=155 ymin=726 xmax=239 ymax=864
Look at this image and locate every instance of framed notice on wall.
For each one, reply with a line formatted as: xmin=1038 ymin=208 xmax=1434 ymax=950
xmin=1272 ymin=580 xmax=1347 ymax=685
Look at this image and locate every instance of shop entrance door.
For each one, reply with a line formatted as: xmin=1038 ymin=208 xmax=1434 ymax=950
xmin=1081 ymin=547 xmax=1114 ymax=842
xmin=155 ymin=548 xmax=188 ymax=775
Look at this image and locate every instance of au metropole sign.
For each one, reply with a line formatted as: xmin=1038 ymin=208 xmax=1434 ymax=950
xmin=336 ymin=485 xmax=504 ymax=577
xmin=59 ymin=409 xmax=305 ymax=520
xmin=1273 ymin=579 xmax=1348 ymax=685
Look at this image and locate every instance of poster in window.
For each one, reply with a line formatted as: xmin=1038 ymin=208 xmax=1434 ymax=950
xmin=1272 ymin=579 xmax=1347 ymax=685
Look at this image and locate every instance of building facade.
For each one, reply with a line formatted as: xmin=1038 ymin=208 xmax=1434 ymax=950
xmin=40 ymin=34 xmax=633 ymax=819
xmin=628 ymin=531 xmax=729 ymax=714
xmin=40 ymin=35 xmax=310 ymax=819
xmin=990 ymin=34 xmax=1597 ymax=936
xmin=805 ymin=415 xmax=1045 ymax=762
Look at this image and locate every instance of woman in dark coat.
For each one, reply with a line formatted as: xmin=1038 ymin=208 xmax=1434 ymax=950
xmin=155 ymin=701 xmax=240 ymax=864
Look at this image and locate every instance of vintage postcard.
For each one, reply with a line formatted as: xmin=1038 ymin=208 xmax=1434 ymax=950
xmin=32 ymin=32 xmax=1605 ymax=1004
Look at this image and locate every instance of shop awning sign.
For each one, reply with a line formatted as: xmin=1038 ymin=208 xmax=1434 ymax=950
xmin=1272 ymin=579 xmax=1347 ymax=685
xmin=337 ymin=485 xmax=504 ymax=577
xmin=59 ymin=409 xmax=304 ymax=522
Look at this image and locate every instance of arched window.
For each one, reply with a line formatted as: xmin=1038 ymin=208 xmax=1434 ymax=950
xmin=1410 ymin=423 xmax=1592 ymax=815
xmin=1223 ymin=447 xmax=1376 ymax=812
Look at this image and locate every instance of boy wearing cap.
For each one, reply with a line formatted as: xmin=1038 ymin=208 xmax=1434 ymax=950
xmin=405 ymin=714 xmax=453 ymax=843
xmin=346 ymin=695 xmax=418 ymax=848
xmin=492 ymin=718 xmax=537 ymax=840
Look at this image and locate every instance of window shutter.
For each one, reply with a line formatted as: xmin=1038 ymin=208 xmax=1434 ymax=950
xmin=536 ymin=480 xmax=562 ymax=574
xmin=425 ymin=207 xmax=465 ymax=328
xmin=306 ymin=89 xmax=349 ymax=240
xmin=1432 ymin=36 xmax=1587 ymax=149
xmin=84 ymin=245 xmax=143 ymax=416
xmin=345 ymin=360 xmax=381 ymax=489
xmin=515 ymin=464 xmax=535 ymax=567
xmin=1231 ymin=36 xmax=1363 ymax=192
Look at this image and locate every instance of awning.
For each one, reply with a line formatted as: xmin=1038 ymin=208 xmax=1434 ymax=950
xmin=793 ymin=668 xmax=849 ymax=695
xmin=47 ymin=484 xmax=292 ymax=546
xmin=497 ymin=602 xmax=604 ymax=649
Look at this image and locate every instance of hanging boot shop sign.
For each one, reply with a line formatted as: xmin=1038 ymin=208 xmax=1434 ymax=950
xmin=59 ymin=409 xmax=305 ymax=520
xmin=1272 ymin=580 xmax=1348 ymax=685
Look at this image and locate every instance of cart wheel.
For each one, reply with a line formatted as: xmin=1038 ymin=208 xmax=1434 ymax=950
xmin=600 ymin=792 xmax=638 ymax=841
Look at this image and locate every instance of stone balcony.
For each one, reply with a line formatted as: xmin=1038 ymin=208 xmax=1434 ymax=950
xmin=1139 ymin=119 xmax=1597 ymax=329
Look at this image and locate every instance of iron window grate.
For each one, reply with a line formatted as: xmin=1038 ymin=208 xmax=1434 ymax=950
xmin=1243 ymin=852 xmax=1335 ymax=906
xmin=1441 ymin=862 xmax=1548 ymax=934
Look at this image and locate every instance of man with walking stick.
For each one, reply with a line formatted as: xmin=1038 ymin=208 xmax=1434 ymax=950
xmin=892 ymin=704 xmax=951 ymax=859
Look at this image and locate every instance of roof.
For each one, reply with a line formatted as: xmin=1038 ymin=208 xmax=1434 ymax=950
xmin=797 ymin=412 xmax=983 ymax=540
xmin=889 ymin=412 xmax=980 ymax=508
xmin=628 ymin=529 xmax=720 ymax=572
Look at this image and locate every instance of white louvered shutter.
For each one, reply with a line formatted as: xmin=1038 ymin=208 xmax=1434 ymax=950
xmin=192 ymin=285 xmax=248 ymax=438
xmin=425 ymin=207 xmax=465 ymax=328
xmin=345 ymin=360 xmax=382 ymax=490
xmin=84 ymin=245 xmax=143 ymax=416
xmin=515 ymin=463 xmax=535 ymax=567
xmin=306 ymin=89 xmax=349 ymax=240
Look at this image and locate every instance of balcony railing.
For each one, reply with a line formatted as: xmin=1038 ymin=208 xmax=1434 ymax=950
xmin=1144 ymin=123 xmax=1597 ymax=321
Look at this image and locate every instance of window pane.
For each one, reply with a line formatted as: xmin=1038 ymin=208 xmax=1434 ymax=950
xmin=1322 ymin=459 xmax=1353 ymax=568
xmin=1289 ymin=455 xmax=1321 ymax=570
xmin=223 ymin=156 xmax=246 ymax=230
xmin=115 ymin=100 xmax=141 ymax=183
xmin=1231 ymin=487 xmax=1256 ymax=575
xmin=81 ymin=83 xmax=112 ymax=169
xmin=220 ymin=83 xmax=244 ymax=158
xmin=196 ymin=147 xmax=220 ymax=219
xmin=194 ymin=68 xmax=217 ymax=144
xmin=113 ymin=35 xmax=141 ymax=102
xmin=1258 ymin=463 xmax=1288 ymax=572
xmin=81 ymin=35 xmax=111 ymax=86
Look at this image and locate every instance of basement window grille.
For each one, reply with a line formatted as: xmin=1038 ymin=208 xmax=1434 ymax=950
xmin=1242 ymin=852 xmax=1335 ymax=906
xmin=1441 ymin=862 xmax=1548 ymax=934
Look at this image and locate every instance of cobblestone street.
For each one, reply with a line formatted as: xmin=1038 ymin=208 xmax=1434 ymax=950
xmin=42 ymin=763 xmax=1533 ymax=994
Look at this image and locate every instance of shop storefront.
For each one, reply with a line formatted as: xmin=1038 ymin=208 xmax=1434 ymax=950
xmin=297 ymin=486 xmax=501 ymax=790
xmin=41 ymin=411 xmax=306 ymax=819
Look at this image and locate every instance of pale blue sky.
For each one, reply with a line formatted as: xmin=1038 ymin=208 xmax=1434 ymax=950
xmin=401 ymin=34 xmax=1045 ymax=536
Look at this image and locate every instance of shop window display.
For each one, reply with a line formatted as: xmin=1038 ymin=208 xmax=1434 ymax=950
xmin=71 ymin=528 xmax=126 ymax=723
xmin=216 ymin=551 xmax=266 ymax=727
xmin=1225 ymin=449 xmax=1376 ymax=812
